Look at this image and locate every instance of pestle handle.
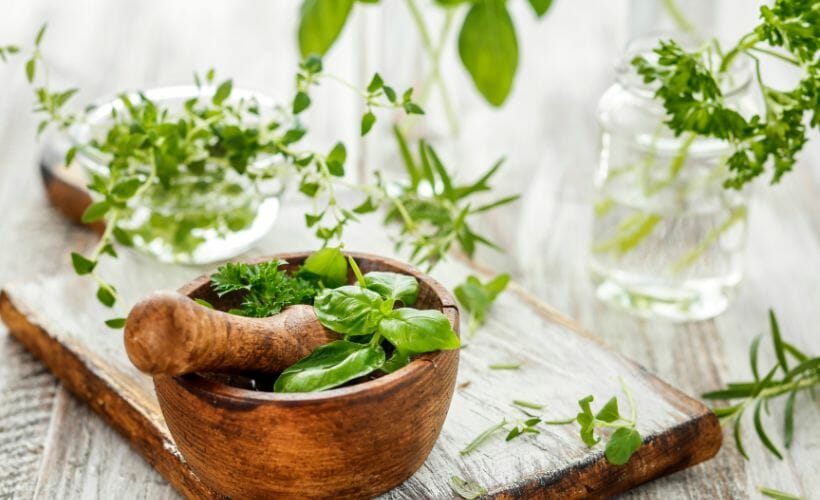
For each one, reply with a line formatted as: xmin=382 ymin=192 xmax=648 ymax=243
xmin=124 ymin=291 xmax=338 ymax=376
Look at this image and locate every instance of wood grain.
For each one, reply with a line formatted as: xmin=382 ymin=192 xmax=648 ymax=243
xmin=0 ymin=229 xmax=721 ymax=498
xmin=124 ymin=293 xmax=338 ymax=376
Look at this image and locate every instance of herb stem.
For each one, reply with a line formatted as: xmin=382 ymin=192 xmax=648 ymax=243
xmin=659 ymin=0 xmax=695 ymax=34
xmin=747 ymin=46 xmax=800 ymax=67
xmin=512 ymin=400 xmax=544 ymax=410
xmin=620 ymin=376 xmax=637 ymax=425
xmin=403 ymin=0 xmax=459 ymax=135
xmin=460 ymin=419 xmax=507 ymax=455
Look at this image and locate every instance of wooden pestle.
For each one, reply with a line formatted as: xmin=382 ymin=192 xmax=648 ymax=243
xmin=124 ymin=291 xmax=338 ymax=376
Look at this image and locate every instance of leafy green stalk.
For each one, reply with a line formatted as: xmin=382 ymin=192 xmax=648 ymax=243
xmin=455 ymin=273 xmax=510 ymax=336
xmin=704 ymin=310 xmax=819 ymax=461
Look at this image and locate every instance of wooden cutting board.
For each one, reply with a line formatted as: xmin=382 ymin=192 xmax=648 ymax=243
xmin=0 ymin=177 xmax=721 ymax=498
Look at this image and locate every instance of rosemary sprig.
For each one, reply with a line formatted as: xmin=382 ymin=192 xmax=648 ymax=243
xmin=704 ymin=310 xmax=819 ymax=460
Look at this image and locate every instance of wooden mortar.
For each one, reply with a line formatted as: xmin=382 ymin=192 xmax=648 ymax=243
xmin=151 ymin=251 xmax=460 ymax=499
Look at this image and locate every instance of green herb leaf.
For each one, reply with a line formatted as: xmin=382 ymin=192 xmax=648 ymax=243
xmin=298 ymin=246 xmax=348 ymax=288
xmin=527 ymin=0 xmax=552 ymax=17
xmin=381 ymin=350 xmax=411 ymax=374
xmin=457 ymin=0 xmax=519 ymax=106
xmin=450 ymin=475 xmax=487 ymax=500
xmin=595 ymin=396 xmax=621 ymax=423
xmin=211 ymin=79 xmax=233 ymax=106
xmin=104 ymin=317 xmax=126 ymax=329
xmin=96 ymin=284 xmax=116 ymax=307
xmin=80 ymin=200 xmax=110 ymax=223
xmin=70 ymin=252 xmax=96 ymax=275
xmin=378 ymin=308 xmax=460 ymax=353
xmin=460 ymin=418 xmax=507 ymax=455
xmin=363 ymin=271 xmax=419 ymax=305
xmin=293 ymin=91 xmax=311 ymax=114
xmin=366 ymin=72 xmax=383 ymax=93
xmin=604 ymin=427 xmax=642 ymax=465
xmin=360 ymin=111 xmax=376 ymax=136
xmin=326 ymin=142 xmax=346 ymax=176
xmin=274 ymin=340 xmax=385 ymax=392
xmin=314 ymin=285 xmax=383 ymax=335
xmin=758 ymin=486 xmax=803 ymax=500
xmin=297 ymin=0 xmax=355 ymax=58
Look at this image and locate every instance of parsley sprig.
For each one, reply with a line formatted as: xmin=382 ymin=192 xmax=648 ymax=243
xmin=632 ymin=0 xmax=819 ymax=189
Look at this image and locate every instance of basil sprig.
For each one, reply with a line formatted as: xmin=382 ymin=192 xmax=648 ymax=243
xmin=275 ymin=257 xmax=459 ymax=393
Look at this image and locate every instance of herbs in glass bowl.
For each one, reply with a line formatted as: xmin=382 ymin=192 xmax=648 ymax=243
xmin=66 ymin=83 xmax=292 ymax=265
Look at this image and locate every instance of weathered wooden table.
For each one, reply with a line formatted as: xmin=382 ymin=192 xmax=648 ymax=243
xmin=0 ymin=1 xmax=818 ymax=498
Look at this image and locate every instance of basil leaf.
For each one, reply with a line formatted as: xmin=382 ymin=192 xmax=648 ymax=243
xmin=314 ymin=286 xmax=383 ymax=335
xmin=274 ymin=340 xmax=385 ymax=392
xmin=381 ymin=350 xmax=411 ymax=374
xmin=364 ymin=271 xmax=419 ymax=305
xmin=457 ymin=0 xmax=518 ymax=106
xmin=604 ymin=427 xmax=642 ymax=465
xmin=378 ymin=308 xmax=460 ymax=353
xmin=298 ymin=246 xmax=348 ymax=288
xmin=297 ymin=0 xmax=354 ymax=58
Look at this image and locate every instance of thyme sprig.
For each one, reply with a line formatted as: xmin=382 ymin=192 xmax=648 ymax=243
xmin=703 ymin=310 xmax=819 ymax=460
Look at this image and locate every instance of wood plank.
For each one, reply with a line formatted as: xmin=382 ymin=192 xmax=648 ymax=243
xmin=0 ymin=200 xmax=723 ymax=498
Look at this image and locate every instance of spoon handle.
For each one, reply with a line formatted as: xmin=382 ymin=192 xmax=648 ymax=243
xmin=124 ymin=291 xmax=337 ymax=376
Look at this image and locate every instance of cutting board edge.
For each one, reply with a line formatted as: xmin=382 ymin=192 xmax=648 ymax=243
xmin=0 ymin=290 xmax=221 ymax=500
xmin=0 ymin=281 xmax=723 ymax=499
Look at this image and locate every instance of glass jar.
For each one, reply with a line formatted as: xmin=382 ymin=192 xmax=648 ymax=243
xmin=70 ymin=86 xmax=289 ymax=264
xmin=590 ymin=36 xmax=756 ymax=321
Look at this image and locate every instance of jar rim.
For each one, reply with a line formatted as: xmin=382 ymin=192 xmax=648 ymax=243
xmin=616 ymin=31 xmax=752 ymax=99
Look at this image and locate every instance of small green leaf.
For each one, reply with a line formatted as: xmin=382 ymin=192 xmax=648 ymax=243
xmin=378 ymin=308 xmax=460 ymax=353
xmin=112 ymin=227 xmax=134 ymax=247
xmin=383 ymin=85 xmax=397 ymax=102
xmin=360 ymin=111 xmax=376 ymax=136
xmin=301 ymin=54 xmax=323 ymax=73
xmin=274 ymin=340 xmax=385 ymax=392
xmin=753 ymin=399 xmax=783 ymax=459
xmin=34 ymin=24 xmax=48 ymax=46
xmin=352 ymin=196 xmax=377 ymax=214
xmin=402 ymin=102 xmax=425 ymax=115
xmin=366 ymin=72 xmax=383 ymax=93
xmin=457 ymin=0 xmax=519 ymax=106
xmin=460 ymin=419 xmax=507 ymax=455
xmin=381 ymin=350 xmax=411 ymax=373
xmin=25 ymin=58 xmax=35 ymax=82
xmin=194 ymin=298 xmax=214 ymax=309
xmin=512 ymin=400 xmax=544 ymax=410
xmin=757 ymin=486 xmax=803 ymax=500
xmin=305 ymin=212 xmax=324 ymax=227
xmin=604 ymin=427 xmax=641 ymax=465
xmin=212 ymin=79 xmax=233 ymax=106
xmin=70 ymin=252 xmax=96 ymax=275
xmin=783 ymin=389 xmax=797 ymax=448
xmin=299 ymin=181 xmax=320 ymax=197
xmin=80 ymin=201 xmax=110 ymax=223
xmin=111 ymin=178 xmax=143 ymax=199
xmin=104 ymin=318 xmax=126 ymax=329
xmin=595 ymin=396 xmax=620 ymax=423
xmin=769 ymin=310 xmax=789 ymax=373
xmin=326 ymin=142 xmax=346 ymax=176
xmin=363 ymin=271 xmax=419 ymax=305
xmin=450 ymin=475 xmax=487 ymax=500
xmin=297 ymin=0 xmax=355 ymax=58
xmin=734 ymin=417 xmax=749 ymax=460
xmin=282 ymin=127 xmax=307 ymax=144
xmin=64 ymin=146 xmax=77 ymax=167
xmin=96 ymin=284 xmax=116 ymax=307
xmin=314 ymin=286 xmax=383 ymax=335
xmin=299 ymin=246 xmax=348 ymax=288
xmin=292 ymin=91 xmax=311 ymax=114
xmin=527 ymin=0 xmax=552 ymax=17
xmin=749 ymin=334 xmax=763 ymax=381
